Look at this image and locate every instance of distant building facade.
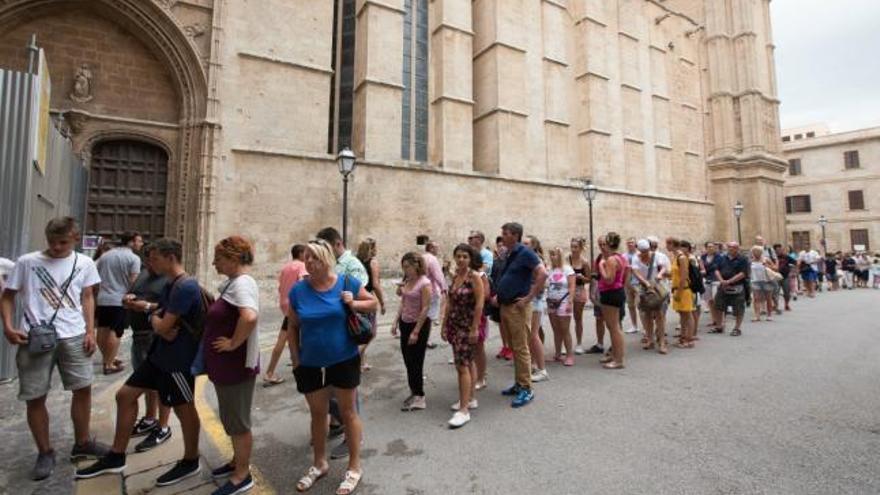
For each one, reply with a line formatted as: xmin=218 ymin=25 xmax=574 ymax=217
xmin=0 ymin=0 xmax=785 ymax=291
xmin=783 ymin=126 xmax=880 ymax=253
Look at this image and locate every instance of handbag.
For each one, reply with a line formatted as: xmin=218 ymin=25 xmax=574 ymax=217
xmin=25 ymin=254 xmax=78 ymax=354
xmin=546 ymin=293 xmax=568 ymax=312
xmin=343 ymin=275 xmax=375 ymax=345
xmin=638 ymin=254 xmax=668 ymax=312
xmin=766 ymin=267 xmax=783 ymax=282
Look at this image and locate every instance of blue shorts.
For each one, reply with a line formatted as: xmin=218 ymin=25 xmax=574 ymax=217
xmin=802 ymin=269 xmax=818 ymax=282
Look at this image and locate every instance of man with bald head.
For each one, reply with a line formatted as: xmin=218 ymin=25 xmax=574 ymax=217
xmin=711 ymin=241 xmax=750 ymax=336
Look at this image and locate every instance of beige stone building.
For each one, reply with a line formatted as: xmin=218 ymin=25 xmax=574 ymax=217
xmin=0 ymin=0 xmax=785 ymax=289
xmin=783 ymin=126 xmax=880 ymax=253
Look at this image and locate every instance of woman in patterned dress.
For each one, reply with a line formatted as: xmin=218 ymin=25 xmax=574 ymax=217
xmin=441 ymin=244 xmax=485 ymax=429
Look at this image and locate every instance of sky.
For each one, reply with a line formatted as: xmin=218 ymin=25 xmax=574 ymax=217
xmin=771 ymin=0 xmax=880 ymax=133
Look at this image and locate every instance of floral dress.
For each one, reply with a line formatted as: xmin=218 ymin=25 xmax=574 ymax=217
xmin=445 ymin=277 xmax=478 ymax=366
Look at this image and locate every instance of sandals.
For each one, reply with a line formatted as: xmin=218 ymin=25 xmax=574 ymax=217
xmin=642 ymin=342 xmax=655 ymax=350
xmin=599 ymin=355 xmax=614 ymax=364
xmin=674 ymin=342 xmax=695 ymax=349
xmin=730 ymin=329 xmax=742 ymax=337
xmin=103 ymin=363 xmax=125 ymax=375
xmin=297 ymin=466 xmax=328 ymax=492
xmin=602 ymin=361 xmax=625 ymax=370
xmin=336 ymin=470 xmax=362 ymax=495
xmin=262 ymin=375 xmax=285 ymax=387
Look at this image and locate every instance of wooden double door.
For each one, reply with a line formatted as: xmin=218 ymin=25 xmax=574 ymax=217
xmin=87 ymin=140 xmax=168 ymax=241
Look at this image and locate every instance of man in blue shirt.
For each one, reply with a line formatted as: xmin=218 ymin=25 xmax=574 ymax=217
xmin=493 ymin=222 xmax=547 ymax=408
xmin=468 ymin=230 xmax=493 ymax=273
xmin=77 ymin=238 xmax=203 ymax=487
xmin=712 ymin=241 xmax=749 ymax=337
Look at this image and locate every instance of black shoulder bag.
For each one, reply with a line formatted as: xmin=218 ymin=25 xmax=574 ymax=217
xmin=344 ymin=275 xmax=375 ymax=345
xmin=25 ymin=254 xmax=78 ymax=354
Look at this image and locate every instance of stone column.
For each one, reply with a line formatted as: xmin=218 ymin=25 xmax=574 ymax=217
xmin=472 ymin=0 xmax=529 ymax=176
xmin=429 ymin=0 xmax=473 ymax=170
xmin=705 ymin=0 xmax=787 ymax=243
xmin=352 ymin=0 xmax=405 ymax=161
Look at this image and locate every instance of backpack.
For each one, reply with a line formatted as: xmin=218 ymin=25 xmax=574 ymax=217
xmin=171 ymin=276 xmax=215 ymax=340
xmin=687 ymin=257 xmax=705 ymax=294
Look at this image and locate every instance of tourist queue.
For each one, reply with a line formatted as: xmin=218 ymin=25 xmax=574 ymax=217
xmin=1 ymin=217 xmax=878 ymax=494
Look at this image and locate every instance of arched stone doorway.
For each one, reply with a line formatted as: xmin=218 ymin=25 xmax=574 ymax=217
xmin=0 ymin=0 xmax=213 ymax=272
xmin=87 ymin=140 xmax=169 ymax=241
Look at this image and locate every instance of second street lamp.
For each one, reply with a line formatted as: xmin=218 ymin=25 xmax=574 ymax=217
xmin=733 ymin=200 xmax=744 ymax=245
xmin=818 ymin=215 xmax=828 ymax=255
xmin=337 ymin=147 xmax=357 ymax=245
xmin=582 ymin=181 xmax=598 ymax=263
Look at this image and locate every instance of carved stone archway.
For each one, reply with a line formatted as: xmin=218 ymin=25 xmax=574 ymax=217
xmin=0 ymin=0 xmax=213 ymax=271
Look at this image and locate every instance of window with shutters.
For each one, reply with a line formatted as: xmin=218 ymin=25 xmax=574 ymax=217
xmin=792 ymin=231 xmax=811 ymax=252
xmin=785 ymin=195 xmax=811 ymax=214
xmin=788 ymin=158 xmax=801 ymax=176
xmin=844 ymin=150 xmax=860 ymax=169
xmin=848 ymin=190 xmax=865 ymax=210
xmin=850 ymin=229 xmax=869 ymax=251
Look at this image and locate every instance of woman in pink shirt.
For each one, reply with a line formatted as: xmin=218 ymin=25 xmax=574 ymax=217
xmin=263 ymin=244 xmax=307 ymax=385
xmin=597 ymin=232 xmax=628 ymax=369
xmin=391 ymin=252 xmax=433 ymax=411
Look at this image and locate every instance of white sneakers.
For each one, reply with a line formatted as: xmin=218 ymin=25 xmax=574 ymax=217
xmin=401 ymin=395 xmax=426 ymax=411
xmin=574 ymin=345 xmax=586 ymax=355
xmin=624 ymin=326 xmax=640 ymax=334
xmin=449 ymin=399 xmax=478 ymax=411
xmin=531 ymin=368 xmax=550 ymax=382
xmin=448 ymin=411 xmax=471 ymax=429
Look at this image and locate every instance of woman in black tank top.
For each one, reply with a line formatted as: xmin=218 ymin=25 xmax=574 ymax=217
xmin=568 ymin=238 xmax=592 ymax=354
xmin=356 ymin=238 xmax=385 ymax=371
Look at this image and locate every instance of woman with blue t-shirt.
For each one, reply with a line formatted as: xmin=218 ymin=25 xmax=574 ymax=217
xmin=288 ymin=239 xmax=376 ymax=495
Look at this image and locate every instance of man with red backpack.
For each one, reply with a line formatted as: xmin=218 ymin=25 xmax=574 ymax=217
xmin=77 ymin=238 xmax=205 ymax=487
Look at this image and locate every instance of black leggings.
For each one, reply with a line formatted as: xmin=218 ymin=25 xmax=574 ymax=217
xmin=399 ymin=319 xmax=431 ymax=396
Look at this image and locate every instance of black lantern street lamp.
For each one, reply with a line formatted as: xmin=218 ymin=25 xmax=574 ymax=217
xmin=582 ymin=181 xmax=598 ymax=263
xmin=733 ymin=200 xmax=744 ymax=245
xmin=336 ymin=147 xmax=357 ymax=245
xmin=818 ymin=215 xmax=828 ymax=255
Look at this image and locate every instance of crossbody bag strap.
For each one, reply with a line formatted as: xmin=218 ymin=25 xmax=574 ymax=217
xmin=646 ymin=253 xmax=656 ymax=282
xmin=46 ymin=254 xmax=79 ymax=327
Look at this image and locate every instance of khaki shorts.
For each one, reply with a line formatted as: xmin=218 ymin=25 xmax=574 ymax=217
xmin=17 ymin=334 xmax=94 ymax=401
xmin=215 ymin=376 xmax=256 ymax=436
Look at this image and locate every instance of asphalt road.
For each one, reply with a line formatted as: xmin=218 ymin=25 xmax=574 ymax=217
xmin=2 ymin=288 xmax=878 ymax=494
xmin=215 ymin=288 xmax=880 ymax=495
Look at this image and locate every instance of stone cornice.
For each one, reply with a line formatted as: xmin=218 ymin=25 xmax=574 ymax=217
xmin=230 ymin=146 xmax=713 ymax=205
xmin=353 ymin=78 xmax=405 ymax=93
xmin=356 ymin=0 xmax=406 ymax=17
xmin=431 ymin=22 xmax=474 ymax=37
xmin=473 ymin=107 xmax=529 ymax=122
xmin=473 ymin=41 xmax=527 ymax=60
xmin=431 ymin=95 xmax=475 ymax=106
xmin=238 ymin=51 xmax=334 ymax=76
xmin=50 ymin=108 xmax=180 ymax=130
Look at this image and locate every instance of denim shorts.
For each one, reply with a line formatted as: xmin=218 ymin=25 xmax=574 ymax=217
xmin=17 ymin=334 xmax=94 ymax=401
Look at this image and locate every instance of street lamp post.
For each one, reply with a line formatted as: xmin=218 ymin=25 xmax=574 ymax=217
xmin=582 ymin=181 xmax=598 ymax=262
xmin=818 ymin=215 xmax=828 ymax=255
xmin=733 ymin=200 xmax=744 ymax=245
xmin=336 ymin=147 xmax=357 ymax=245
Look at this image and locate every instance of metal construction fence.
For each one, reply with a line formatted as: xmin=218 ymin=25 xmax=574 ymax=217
xmin=0 ymin=66 xmax=88 ymax=382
